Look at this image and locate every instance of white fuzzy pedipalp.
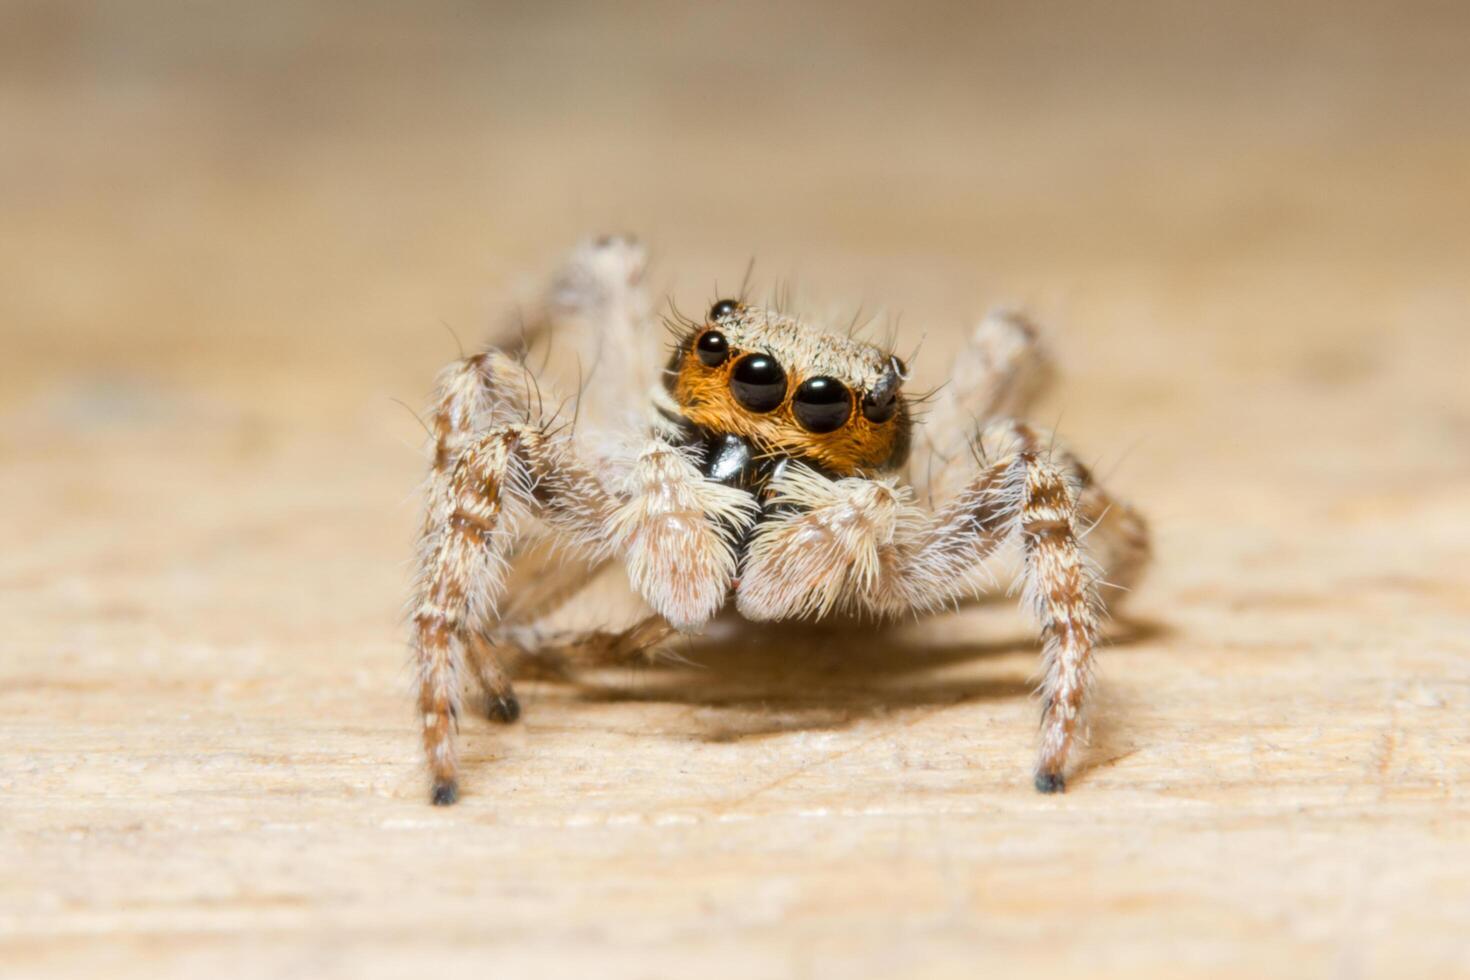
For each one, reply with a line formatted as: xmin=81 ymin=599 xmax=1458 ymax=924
xmin=607 ymin=439 xmax=759 ymax=631
xmin=736 ymin=464 xmax=919 ymax=621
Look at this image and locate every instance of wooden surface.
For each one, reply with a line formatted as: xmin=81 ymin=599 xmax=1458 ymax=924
xmin=3 ymin=3 xmax=1469 ymax=977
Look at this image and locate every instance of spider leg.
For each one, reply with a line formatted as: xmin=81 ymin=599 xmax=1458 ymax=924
xmin=934 ymin=433 xmax=1152 ymax=603
xmin=416 ymin=349 xmax=541 ymax=720
xmin=416 ymin=234 xmax=652 ymax=741
xmin=424 ymin=349 xmax=537 ymax=489
xmin=493 ymin=614 xmax=680 ymax=680
xmin=1069 ymin=457 xmax=1151 ymax=597
xmin=543 ymin=234 xmax=656 ymax=430
xmin=876 ymin=420 xmax=1107 ymax=792
xmin=411 ymin=424 xmax=617 ymax=805
xmin=463 ymin=632 xmax=521 ymax=721
xmin=912 ymin=308 xmax=1150 ymax=596
xmin=462 ymin=533 xmax=613 ymax=711
xmin=985 ymin=435 xmax=1151 ymax=599
xmin=912 ymin=309 xmax=1053 ymax=503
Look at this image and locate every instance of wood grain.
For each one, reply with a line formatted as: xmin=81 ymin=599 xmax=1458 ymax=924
xmin=3 ymin=2 xmax=1468 ymax=977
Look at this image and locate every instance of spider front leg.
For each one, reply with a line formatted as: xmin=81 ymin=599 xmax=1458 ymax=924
xmin=880 ymin=421 xmax=1107 ymax=792
xmin=414 ymin=431 xmax=753 ymax=804
xmin=419 ymin=348 xmax=540 ymax=722
xmin=412 ymin=425 xmax=616 ymax=804
xmin=916 ymin=310 xmax=1150 ymax=597
xmin=418 ymin=235 xmax=656 ymax=725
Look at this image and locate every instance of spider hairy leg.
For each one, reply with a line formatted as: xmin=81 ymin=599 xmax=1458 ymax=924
xmin=957 ymin=308 xmax=1054 ymax=423
xmin=417 ymin=350 xmax=538 ymax=733
xmin=941 ymin=311 xmax=1150 ymax=597
xmin=956 ymin=421 xmax=1105 ymax=791
xmin=426 ymin=350 xmax=536 ymax=482
xmin=1006 ymin=437 xmax=1151 ymax=600
xmin=545 ymin=234 xmax=655 ymax=425
xmin=1074 ymin=463 xmax=1151 ymax=597
xmin=465 ymin=633 xmax=520 ymax=722
xmin=1007 ymin=430 xmax=1101 ymax=793
xmin=412 ymin=424 xmax=616 ymax=805
xmin=860 ymin=421 xmax=1104 ymax=790
xmin=495 ymin=615 xmax=680 ymax=679
xmin=914 ymin=309 xmax=1054 ymax=501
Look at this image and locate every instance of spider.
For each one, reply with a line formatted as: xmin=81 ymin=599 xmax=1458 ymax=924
xmin=411 ymin=237 xmax=1150 ymax=805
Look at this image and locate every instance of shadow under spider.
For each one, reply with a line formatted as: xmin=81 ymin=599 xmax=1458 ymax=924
xmin=506 ymin=613 xmax=1167 ymax=746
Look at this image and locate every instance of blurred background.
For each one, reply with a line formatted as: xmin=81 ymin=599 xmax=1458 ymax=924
xmin=7 ymin=1 xmax=1468 ymax=407
xmin=4 ymin=2 xmax=1469 ymax=977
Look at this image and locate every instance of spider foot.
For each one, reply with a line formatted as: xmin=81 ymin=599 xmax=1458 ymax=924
xmin=1034 ymin=771 xmax=1066 ymax=794
xmin=431 ymin=780 xmax=460 ymax=806
xmin=486 ymin=693 xmax=521 ymax=724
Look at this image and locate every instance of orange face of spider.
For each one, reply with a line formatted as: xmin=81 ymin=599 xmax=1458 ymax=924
xmin=668 ymin=300 xmax=911 ymax=475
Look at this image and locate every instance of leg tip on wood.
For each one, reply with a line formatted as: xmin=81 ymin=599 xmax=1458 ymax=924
xmin=431 ymin=780 xmax=460 ymax=806
xmin=486 ymin=693 xmax=521 ymax=724
xmin=1034 ymin=771 xmax=1066 ymax=794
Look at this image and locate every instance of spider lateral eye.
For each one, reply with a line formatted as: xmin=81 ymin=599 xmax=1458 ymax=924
xmin=709 ymin=298 xmax=740 ymax=322
xmin=695 ymin=330 xmax=729 ymax=367
xmin=730 ymin=354 xmax=786 ymax=412
xmin=861 ymin=389 xmax=898 ymax=424
xmin=792 ymin=377 xmax=851 ymax=433
xmin=863 ymin=354 xmax=905 ymax=423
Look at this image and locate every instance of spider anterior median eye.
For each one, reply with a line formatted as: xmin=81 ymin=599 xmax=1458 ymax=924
xmin=696 ymin=330 xmax=729 ymax=367
xmin=862 ymin=390 xmax=897 ymax=424
xmin=730 ymin=354 xmax=786 ymax=412
xmin=709 ymin=298 xmax=740 ymax=321
xmin=792 ymin=377 xmax=851 ymax=433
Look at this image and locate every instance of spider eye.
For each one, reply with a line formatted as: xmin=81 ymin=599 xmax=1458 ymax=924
xmin=792 ymin=377 xmax=851 ymax=433
xmin=730 ymin=354 xmax=786 ymax=412
xmin=861 ymin=388 xmax=898 ymax=424
xmin=695 ymin=330 xmax=729 ymax=367
xmin=709 ymin=298 xmax=740 ymax=322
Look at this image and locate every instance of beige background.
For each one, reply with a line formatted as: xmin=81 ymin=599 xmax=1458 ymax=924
xmin=3 ymin=2 xmax=1469 ymax=977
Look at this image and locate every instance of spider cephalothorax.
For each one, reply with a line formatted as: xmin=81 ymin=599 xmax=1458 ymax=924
xmin=410 ymin=237 xmax=1151 ymax=806
xmin=662 ymin=300 xmax=911 ymax=482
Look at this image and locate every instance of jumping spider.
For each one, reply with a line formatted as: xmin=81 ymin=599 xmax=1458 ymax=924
xmin=411 ymin=237 xmax=1150 ymax=805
